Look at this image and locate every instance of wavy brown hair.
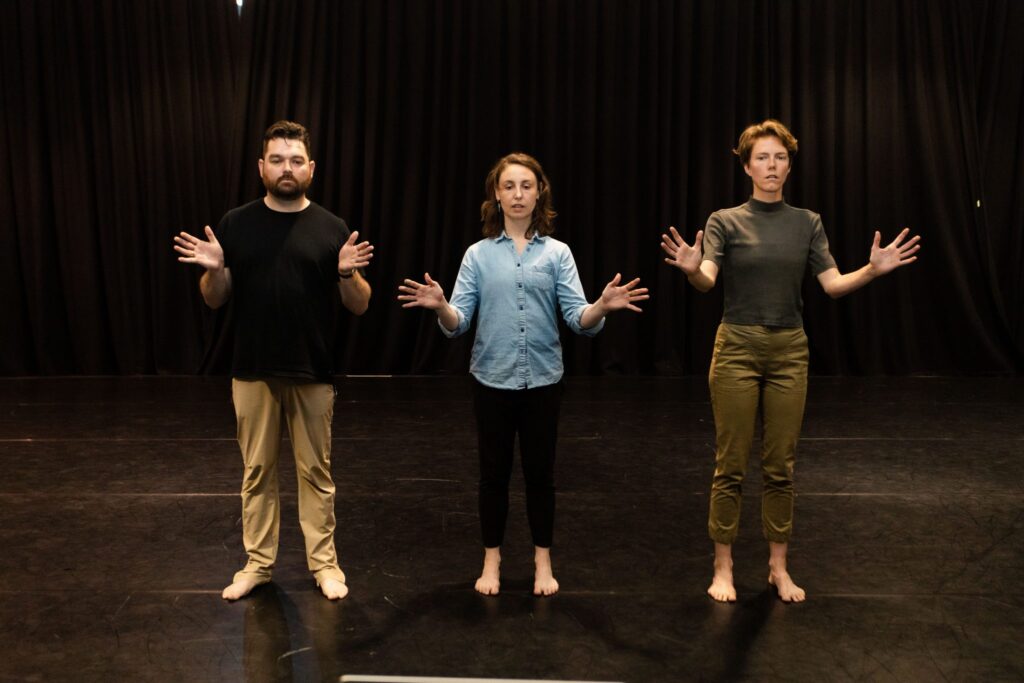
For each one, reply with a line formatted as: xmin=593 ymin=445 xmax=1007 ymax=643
xmin=732 ymin=119 xmax=798 ymax=165
xmin=480 ymin=152 xmax=556 ymax=238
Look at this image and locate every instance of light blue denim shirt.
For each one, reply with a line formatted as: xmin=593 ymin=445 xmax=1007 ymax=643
xmin=441 ymin=232 xmax=605 ymax=389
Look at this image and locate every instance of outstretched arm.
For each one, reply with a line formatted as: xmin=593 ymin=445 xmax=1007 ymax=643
xmin=337 ymin=231 xmax=374 ymax=315
xmin=661 ymin=226 xmax=719 ymax=291
xmin=174 ymin=225 xmax=232 ymax=309
xmin=397 ymin=273 xmax=460 ymax=332
xmin=818 ymin=228 xmax=921 ymax=299
xmin=579 ymin=273 xmax=650 ymax=329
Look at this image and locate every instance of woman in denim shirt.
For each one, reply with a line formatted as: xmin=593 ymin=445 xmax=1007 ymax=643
xmin=399 ymin=152 xmax=647 ymax=596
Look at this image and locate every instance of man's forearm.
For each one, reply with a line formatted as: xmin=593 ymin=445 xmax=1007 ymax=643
xmin=339 ymin=271 xmax=372 ymax=315
xmin=200 ymin=267 xmax=231 ymax=309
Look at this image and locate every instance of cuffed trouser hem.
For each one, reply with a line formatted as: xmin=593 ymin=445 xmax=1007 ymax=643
xmin=763 ymin=530 xmax=792 ymax=543
xmin=313 ymin=567 xmax=346 ymax=584
xmin=708 ymin=529 xmax=737 ymax=545
xmin=233 ymin=561 xmax=273 ymax=585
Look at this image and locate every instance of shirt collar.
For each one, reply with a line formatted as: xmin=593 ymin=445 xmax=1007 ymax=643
xmin=747 ymin=197 xmax=787 ymax=213
xmin=496 ymin=229 xmax=547 ymax=243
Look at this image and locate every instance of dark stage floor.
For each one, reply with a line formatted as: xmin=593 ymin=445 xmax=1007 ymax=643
xmin=1 ymin=375 xmax=1022 ymax=682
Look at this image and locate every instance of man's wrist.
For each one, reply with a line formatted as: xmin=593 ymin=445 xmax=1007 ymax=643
xmin=339 ymin=268 xmax=354 ymax=279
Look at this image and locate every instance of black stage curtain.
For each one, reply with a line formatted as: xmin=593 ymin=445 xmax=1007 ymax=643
xmin=1 ymin=0 xmax=242 ymax=374
xmin=3 ymin=0 xmax=1022 ymax=376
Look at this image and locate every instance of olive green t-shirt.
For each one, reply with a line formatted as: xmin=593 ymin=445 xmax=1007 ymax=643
xmin=702 ymin=198 xmax=837 ymax=328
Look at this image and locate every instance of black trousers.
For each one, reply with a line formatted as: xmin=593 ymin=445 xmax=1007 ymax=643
xmin=472 ymin=379 xmax=563 ymax=548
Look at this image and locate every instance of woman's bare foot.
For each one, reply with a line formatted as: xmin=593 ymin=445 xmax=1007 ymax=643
xmin=533 ymin=546 xmax=559 ymax=596
xmin=707 ymin=563 xmax=737 ymax=602
xmin=768 ymin=541 xmax=806 ymax=603
xmin=707 ymin=542 xmax=737 ymax=602
xmin=767 ymin=570 xmax=805 ymax=602
xmin=475 ymin=547 xmax=501 ymax=595
xmin=222 ymin=576 xmax=263 ymax=601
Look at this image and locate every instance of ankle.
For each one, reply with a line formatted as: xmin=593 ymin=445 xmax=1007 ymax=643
xmin=482 ymin=550 xmax=501 ymax=570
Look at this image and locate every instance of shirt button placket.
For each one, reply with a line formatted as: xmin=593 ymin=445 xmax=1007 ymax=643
xmin=516 ymin=246 xmax=529 ymax=389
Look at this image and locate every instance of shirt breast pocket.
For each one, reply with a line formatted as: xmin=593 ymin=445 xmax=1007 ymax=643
xmin=527 ymin=263 xmax=556 ymax=293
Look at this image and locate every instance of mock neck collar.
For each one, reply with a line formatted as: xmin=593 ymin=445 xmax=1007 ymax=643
xmin=747 ymin=197 xmax=787 ymax=214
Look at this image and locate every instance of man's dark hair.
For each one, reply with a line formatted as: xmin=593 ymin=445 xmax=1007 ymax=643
xmin=262 ymin=120 xmax=311 ymax=158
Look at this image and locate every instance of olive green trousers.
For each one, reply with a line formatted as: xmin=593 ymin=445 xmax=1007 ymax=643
xmin=707 ymin=323 xmax=809 ymax=544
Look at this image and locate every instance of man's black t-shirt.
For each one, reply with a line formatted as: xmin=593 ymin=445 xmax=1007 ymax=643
xmin=216 ymin=199 xmax=349 ymax=382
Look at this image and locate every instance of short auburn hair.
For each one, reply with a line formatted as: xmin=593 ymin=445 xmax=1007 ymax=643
xmin=480 ymin=152 xmax=556 ymax=238
xmin=262 ymin=120 xmax=311 ymax=158
xmin=733 ymin=119 xmax=798 ymax=165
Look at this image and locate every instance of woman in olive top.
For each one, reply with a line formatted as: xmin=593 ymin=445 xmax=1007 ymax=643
xmin=661 ymin=120 xmax=920 ymax=603
xmin=399 ymin=152 xmax=648 ymax=596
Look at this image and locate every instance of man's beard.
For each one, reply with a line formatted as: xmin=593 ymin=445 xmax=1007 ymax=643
xmin=264 ymin=174 xmax=312 ymax=200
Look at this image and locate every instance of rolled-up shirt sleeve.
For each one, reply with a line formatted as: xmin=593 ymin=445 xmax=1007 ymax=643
xmin=439 ymin=246 xmax=479 ymax=338
xmin=556 ymin=244 xmax=604 ymax=337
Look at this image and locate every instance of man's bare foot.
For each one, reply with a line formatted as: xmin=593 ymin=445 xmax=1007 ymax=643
xmin=475 ymin=547 xmax=501 ymax=595
xmin=317 ymin=577 xmax=348 ymax=600
xmin=222 ymin=576 xmax=262 ymax=601
xmin=707 ymin=542 xmax=736 ymax=602
xmin=768 ymin=569 xmax=805 ymax=602
xmin=533 ymin=547 xmax=559 ymax=596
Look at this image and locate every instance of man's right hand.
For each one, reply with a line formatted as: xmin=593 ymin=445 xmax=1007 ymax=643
xmin=174 ymin=226 xmax=224 ymax=271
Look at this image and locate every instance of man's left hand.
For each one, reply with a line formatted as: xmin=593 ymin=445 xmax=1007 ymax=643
xmin=338 ymin=231 xmax=374 ymax=275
